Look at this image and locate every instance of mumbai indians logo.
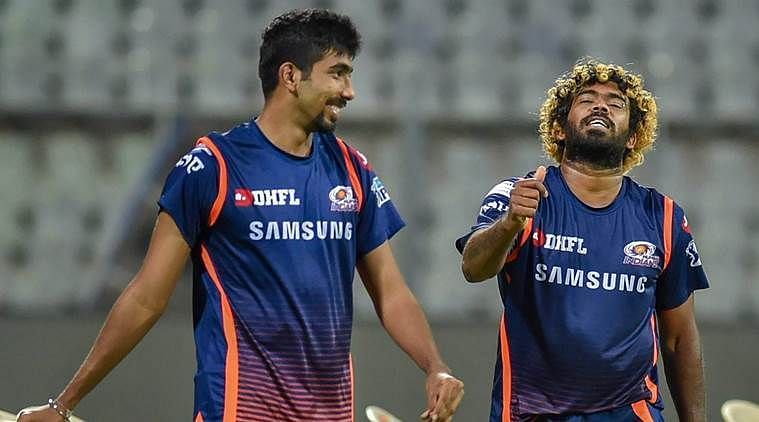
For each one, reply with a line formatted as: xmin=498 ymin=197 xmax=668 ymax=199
xmin=329 ymin=185 xmax=358 ymax=212
xmin=371 ymin=176 xmax=390 ymax=208
xmin=622 ymin=241 xmax=660 ymax=269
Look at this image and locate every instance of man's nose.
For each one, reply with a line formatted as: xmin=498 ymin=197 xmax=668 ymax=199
xmin=591 ymin=102 xmax=609 ymax=114
xmin=342 ymin=79 xmax=355 ymax=101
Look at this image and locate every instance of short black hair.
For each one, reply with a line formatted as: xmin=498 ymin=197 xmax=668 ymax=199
xmin=258 ymin=9 xmax=361 ymax=99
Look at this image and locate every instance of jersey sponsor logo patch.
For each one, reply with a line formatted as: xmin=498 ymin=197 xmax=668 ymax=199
xmin=371 ymin=177 xmax=390 ymax=208
xmin=535 ymin=263 xmax=648 ymax=294
xmin=623 ymin=241 xmax=660 ymax=269
xmin=532 ymin=229 xmax=588 ymax=255
xmin=329 ymin=186 xmax=358 ymax=212
xmin=234 ymin=188 xmax=301 ymax=207
xmin=249 ymin=220 xmax=353 ymax=241
xmin=686 ymin=240 xmax=702 ymax=267
xmin=234 ymin=189 xmax=252 ymax=207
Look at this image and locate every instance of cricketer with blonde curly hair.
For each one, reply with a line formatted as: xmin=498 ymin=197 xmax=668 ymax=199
xmin=456 ymin=57 xmax=709 ymax=421
xmin=539 ymin=57 xmax=659 ymax=174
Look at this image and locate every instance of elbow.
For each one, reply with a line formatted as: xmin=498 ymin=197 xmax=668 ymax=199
xmin=461 ymin=259 xmax=492 ymax=283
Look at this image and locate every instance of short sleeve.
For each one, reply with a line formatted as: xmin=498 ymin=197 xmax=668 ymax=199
xmin=656 ymin=205 xmax=710 ymax=310
xmin=343 ymin=145 xmax=405 ymax=258
xmin=157 ymin=144 xmax=219 ymax=248
xmin=455 ymin=178 xmax=520 ymax=253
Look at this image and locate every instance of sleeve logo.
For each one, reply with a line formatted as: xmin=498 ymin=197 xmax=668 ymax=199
xmin=686 ymin=240 xmax=702 ymax=267
xmin=175 ymin=153 xmax=205 ymax=174
xmin=479 ymin=200 xmax=508 ymax=217
xmin=486 ymin=180 xmax=516 ymax=198
xmin=371 ymin=177 xmax=391 ymax=208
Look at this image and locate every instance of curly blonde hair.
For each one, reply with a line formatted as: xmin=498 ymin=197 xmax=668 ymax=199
xmin=538 ymin=57 xmax=658 ymax=173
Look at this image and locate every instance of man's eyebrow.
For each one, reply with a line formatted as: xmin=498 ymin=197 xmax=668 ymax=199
xmin=576 ymin=89 xmax=628 ymax=103
xmin=606 ymin=92 xmax=628 ymax=103
xmin=328 ymin=63 xmax=353 ymax=73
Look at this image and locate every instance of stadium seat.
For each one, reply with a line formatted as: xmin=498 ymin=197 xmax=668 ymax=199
xmin=0 ymin=2 xmax=53 ymax=106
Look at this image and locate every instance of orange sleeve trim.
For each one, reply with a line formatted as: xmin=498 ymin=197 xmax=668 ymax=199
xmin=662 ymin=196 xmax=674 ymax=271
xmin=650 ymin=314 xmax=659 ymax=366
xmin=499 ymin=314 xmax=512 ymax=421
xmin=631 ymin=400 xmax=654 ymax=422
xmin=505 ymin=218 xmax=533 ymax=264
xmin=644 ymin=314 xmax=660 ymax=403
xmin=194 ymin=412 xmax=204 ymax=422
xmin=196 ymin=136 xmax=228 ymax=227
xmin=350 ymin=353 xmax=355 ymax=422
xmin=645 ymin=375 xmax=659 ymax=404
xmin=336 ymin=138 xmax=364 ymax=211
xmin=200 ymin=245 xmax=238 ymax=422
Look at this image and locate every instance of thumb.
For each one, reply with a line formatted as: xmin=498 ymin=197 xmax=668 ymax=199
xmin=534 ymin=165 xmax=547 ymax=182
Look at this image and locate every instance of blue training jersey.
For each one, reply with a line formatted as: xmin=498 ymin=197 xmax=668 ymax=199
xmin=456 ymin=165 xmax=709 ymax=421
xmin=158 ymin=120 xmax=404 ymax=421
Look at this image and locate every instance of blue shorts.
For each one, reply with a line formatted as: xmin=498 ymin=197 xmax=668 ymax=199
xmin=534 ymin=401 xmax=664 ymax=422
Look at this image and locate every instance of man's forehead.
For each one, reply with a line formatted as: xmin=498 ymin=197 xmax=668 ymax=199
xmin=316 ymin=50 xmax=354 ymax=67
xmin=578 ymin=81 xmax=625 ymax=97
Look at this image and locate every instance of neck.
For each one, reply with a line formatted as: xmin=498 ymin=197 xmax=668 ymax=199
xmin=560 ymin=159 xmax=625 ymax=208
xmin=256 ymin=100 xmax=313 ymax=157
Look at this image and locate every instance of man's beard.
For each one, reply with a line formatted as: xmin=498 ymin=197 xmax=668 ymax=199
xmin=308 ymin=112 xmax=336 ymax=132
xmin=307 ymin=98 xmax=346 ymax=133
xmin=563 ymin=122 xmax=630 ymax=171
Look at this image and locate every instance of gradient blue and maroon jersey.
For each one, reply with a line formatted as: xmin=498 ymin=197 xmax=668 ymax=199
xmin=456 ymin=165 xmax=709 ymax=421
xmin=158 ymin=120 xmax=404 ymax=422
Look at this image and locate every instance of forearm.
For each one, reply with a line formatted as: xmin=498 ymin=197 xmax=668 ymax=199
xmin=377 ymin=288 xmax=449 ymax=375
xmin=57 ymin=282 xmax=166 ymax=409
xmin=461 ymin=217 xmax=521 ymax=282
xmin=662 ymin=334 xmax=706 ymax=422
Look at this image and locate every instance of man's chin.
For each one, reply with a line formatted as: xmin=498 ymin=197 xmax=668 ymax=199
xmin=310 ymin=116 xmax=337 ymax=132
xmin=584 ymin=128 xmax=613 ymax=140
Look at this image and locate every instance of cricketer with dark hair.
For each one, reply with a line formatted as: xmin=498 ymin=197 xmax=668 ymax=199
xmin=19 ymin=9 xmax=463 ymax=422
xmin=456 ymin=58 xmax=708 ymax=421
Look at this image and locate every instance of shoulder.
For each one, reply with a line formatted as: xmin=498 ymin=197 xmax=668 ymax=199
xmin=626 ymin=177 xmax=682 ymax=206
xmin=484 ymin=178 xmax=520 ymax=198
xmin=324 ymin=133 xmax=373 ymax=171
xmin=625 ymin=177 xmax=690 ymax=223
xmin=173 ymin=139 xmax=219 ymax=175
xmin=482 ymin=165 xmax=558 ymax=197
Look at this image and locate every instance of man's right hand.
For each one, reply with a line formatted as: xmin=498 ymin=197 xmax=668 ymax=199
xmin=16 ymin=405 xmax=65 ymax=422
xmin=502 ymin=165 xmax=548 ymax=229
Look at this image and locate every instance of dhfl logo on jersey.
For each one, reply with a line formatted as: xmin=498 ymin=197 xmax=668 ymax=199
xmin=622 ymin=241 xmax=660 ymax=269
xmin=329 ymin=186 xmax=358 ymax=212
xmin=235 ymin=189 xmax=253 ymax=207
xmin=234 ymin=188 xmax=301 ymax=207
xmin=532 ymin=229 xmax=588 ymax=255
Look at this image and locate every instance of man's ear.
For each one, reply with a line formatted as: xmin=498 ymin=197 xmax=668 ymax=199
xmin=626 ymin=133 xmax=637 ymax=149
xmin=278 ymin=62 xmax=301 ymax=95
xmin=555 ymin=125 xmax=567 ymax=141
